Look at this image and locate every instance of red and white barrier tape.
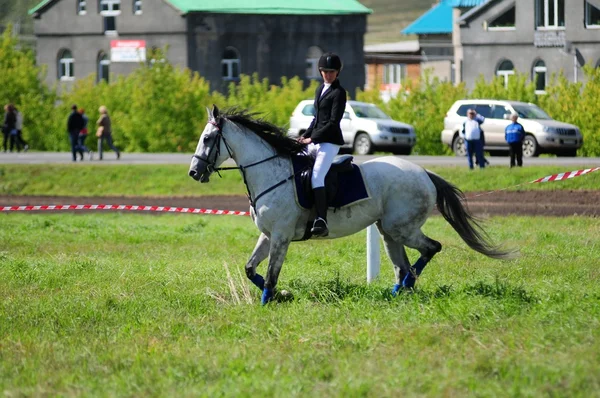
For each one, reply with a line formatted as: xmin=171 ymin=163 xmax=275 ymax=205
xmin=2 ymin=167 xmax=598 ymax=213
xmin=0 ymin=204 xmax=250 ymax=216
xmin=530 ymin=167 xmax=600 ymax=183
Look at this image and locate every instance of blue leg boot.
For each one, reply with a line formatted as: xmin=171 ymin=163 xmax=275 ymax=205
xmin=261 ymin=288 xmax=274 ymax=305
xmin=402 ymin=257 xmax=429 ymax=289
xmin=249 ymin=273 xmax=265 ymax=290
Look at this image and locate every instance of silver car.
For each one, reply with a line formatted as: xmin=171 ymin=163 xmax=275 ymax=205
xmin=289 ymin=100 xmax=417 ymax=155
xmin=441 ymin=99 xmax=583 ymax=157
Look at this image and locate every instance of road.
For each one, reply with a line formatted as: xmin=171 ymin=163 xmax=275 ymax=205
xmin=2 ymin=151 xmax=600 ymax=167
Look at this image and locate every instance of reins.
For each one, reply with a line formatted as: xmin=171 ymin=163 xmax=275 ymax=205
xmin=193 ymin=118 xmax=307 ymax=209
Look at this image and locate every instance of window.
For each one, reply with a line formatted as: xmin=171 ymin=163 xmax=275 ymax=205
xmin=457 ymin=104 xmax=475 ymax=117
xmin=221 ymin=47 xmax=240 ymax=81
xmin=104 ymin=16 xmax=116 ymax=34
xmin=98 ymin=52 xmax=110 ymax=83
xmin=133 ymin=0 xmax=142 ymax=15
xmin=301 ymin=105 xmax=315 ymax=116
xmin=473 ymin=104 xmax=493 ymax=118
xmin=535 ymin=0 xmax=565 ymax=29
xmin=488 ymin=4 xmax=515 ymax=29
xmin=78 ymin=0 xmax=87 ymax=15
xmin=58 ymin=49 xmax=74 ymax=81
xmin=383 ymin=64 xmax=406 ymax=84
xmin=491 ymin=105 xmax=511 ymax=119
xmin=533 ymin=60 xmax=547 ymax=93
xmin=496 ymin=60 xmax=515 ymax=87
xmin=585 ymin=1 xmax=600 ymax=27
xmin=100 ymin=0 xmax=121 ymax=15
xmin=305 ymin=46 xmax=322 ymax=80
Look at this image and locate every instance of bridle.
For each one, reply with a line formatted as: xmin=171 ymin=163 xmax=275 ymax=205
xmin=192 ymin=118 xmax=301 ymax=209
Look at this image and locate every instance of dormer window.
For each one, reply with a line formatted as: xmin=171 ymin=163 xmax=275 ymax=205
xmin=77 ymin=0 xmax=87 ymax=15
xmin=535 ymin=0 xmax=565 ymax=29
xmin=133 ymin=0 xmax=142 ymax=15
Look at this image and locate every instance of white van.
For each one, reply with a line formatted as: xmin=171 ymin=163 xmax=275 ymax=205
xmin=289 ymin=100 xmax=416 ymax=155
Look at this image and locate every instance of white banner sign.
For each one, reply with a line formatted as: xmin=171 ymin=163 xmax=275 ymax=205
xmin=110 ymin=40 xmax=146 ymax=62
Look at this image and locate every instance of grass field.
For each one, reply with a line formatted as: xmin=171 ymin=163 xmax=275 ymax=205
xmin=1 ymin=164 xmax=599 ymax=197
xmin=1 ymin=213 xmax=600 ymax=396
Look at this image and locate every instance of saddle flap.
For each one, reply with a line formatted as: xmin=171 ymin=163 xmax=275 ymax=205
xmin=330 ymin=154 xmax=354 ymax=172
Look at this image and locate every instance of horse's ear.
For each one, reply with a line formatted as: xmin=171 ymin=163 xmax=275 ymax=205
xmin=212 ymin=104 xmax=220 ymax=120
xmin=206 ymin=107 xmax=213 ymax=121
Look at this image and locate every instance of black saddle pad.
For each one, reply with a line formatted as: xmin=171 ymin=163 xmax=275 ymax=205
xmin=291 ymin=153 xmax=370 ymax=210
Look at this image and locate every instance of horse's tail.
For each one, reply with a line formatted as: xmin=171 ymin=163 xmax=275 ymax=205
xmin=426 ymin=171 xmax=517 ymax=260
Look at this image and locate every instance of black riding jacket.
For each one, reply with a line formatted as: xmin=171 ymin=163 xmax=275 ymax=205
xmin=301 ymin=79 xmax=346 ymax=145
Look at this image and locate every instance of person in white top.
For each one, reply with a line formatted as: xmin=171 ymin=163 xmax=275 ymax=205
xmin=460 ymin=109 xmax=486 ymax=169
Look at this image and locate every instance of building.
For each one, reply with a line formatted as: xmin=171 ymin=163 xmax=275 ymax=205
xmin=402 ymin=0 xmax=487 ymax=84
xmin=458 ymin=0 xmax=600 ymax=90
xmin=363 ymin=41 xmax=421 ymax=102
xmin=28 ymin=0 xmax=371 ymax=95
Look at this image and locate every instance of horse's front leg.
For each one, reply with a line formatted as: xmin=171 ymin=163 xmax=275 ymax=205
xmin=245 ymin=233 xmax=270 ymax=290
xmin=262 ymin=234 xmax=292 ymax=305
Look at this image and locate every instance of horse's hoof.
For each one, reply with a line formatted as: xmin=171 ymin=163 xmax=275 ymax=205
xmin=261 ymin=288 xmax=274 ymax=305
xmin=274 ymin=289 xmax=294 ymax=302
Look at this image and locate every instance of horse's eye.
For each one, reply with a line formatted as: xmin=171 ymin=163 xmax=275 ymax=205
xmin=203 ymin=135 xmax=210 ymax=143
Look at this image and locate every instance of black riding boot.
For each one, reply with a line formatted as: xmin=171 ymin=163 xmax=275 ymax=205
xmin=311 ymin=187 xmax=329 ymax=237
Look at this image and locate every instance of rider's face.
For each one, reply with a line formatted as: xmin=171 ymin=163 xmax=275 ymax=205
xmin=320 ymin=70 xmax=338 ymax=84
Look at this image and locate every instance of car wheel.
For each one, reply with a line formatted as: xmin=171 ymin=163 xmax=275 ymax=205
xmin=452 ymin=135 xmax=466 ymax=157
xmin=522 ymin=135 xmax=539 ymax=158
xmin=353 ymin=133 xmax=373 ymax=155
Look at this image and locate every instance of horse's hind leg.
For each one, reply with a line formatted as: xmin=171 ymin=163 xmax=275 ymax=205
xmin=403 ymin=231 xmax=442 ymax=288
xmin=245 ymin=233 xmax=270 ymax=291
xmin=376 ymin=223 xmax=410 ymax=296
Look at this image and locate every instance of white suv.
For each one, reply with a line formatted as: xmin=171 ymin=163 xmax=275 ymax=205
xmin=288 ymin=100 xmax=416 ymax=155
xmin=441 ymin=99 xmax=583 ymax=157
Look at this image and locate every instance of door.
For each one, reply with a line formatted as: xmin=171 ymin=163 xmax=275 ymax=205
xmin=485 ymin=105 xmax=512 ymax=146
xmin=341 ymin=109 xmax=354 ymax=146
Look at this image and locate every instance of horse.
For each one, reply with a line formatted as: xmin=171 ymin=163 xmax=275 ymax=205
xmin=189 ymin=106 xmax=515 ymax=305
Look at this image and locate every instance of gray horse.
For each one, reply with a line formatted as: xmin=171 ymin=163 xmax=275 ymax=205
xmin=189 ymin=106 xmax=514 ymax=305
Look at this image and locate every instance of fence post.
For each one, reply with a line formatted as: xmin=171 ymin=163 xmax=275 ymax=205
xmin=366 ymin=224 xmax=380 ymax=283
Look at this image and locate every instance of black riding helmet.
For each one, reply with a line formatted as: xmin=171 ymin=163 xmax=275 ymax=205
xmin=318 ymin=52 xmax=343 ymax=72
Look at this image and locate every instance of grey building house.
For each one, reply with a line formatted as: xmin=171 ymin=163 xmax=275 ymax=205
xmin=29 ymin=0 xmax=371 ymax=95
xmin=457 ymin=0 xmax=600 ymax=90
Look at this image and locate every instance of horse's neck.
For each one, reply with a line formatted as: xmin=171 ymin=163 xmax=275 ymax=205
xmin=224 ymin=123 xmax=291 ymax=199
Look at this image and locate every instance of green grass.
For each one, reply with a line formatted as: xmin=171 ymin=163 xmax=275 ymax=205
xmin=1 ymin=164 xmax=599 ymax=197
xmin=1 ymin=213 xmax=599 ymax=395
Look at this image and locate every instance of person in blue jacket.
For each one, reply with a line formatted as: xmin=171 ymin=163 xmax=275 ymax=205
xmin=505 ymin=112 xmax=525 ymax=168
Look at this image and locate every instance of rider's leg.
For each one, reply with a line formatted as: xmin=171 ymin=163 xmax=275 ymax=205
xmin=310 ymin=143 xmax=339 ymax=237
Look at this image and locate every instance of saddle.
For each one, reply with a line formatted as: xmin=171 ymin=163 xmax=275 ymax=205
xmin=291 ymin=154 xmax=369 ymax=211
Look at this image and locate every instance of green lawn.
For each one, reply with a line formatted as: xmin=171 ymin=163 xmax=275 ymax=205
xmin=1 ymin=214 xmax=599 ymax=396
xmin=1 ymin=164 xmax=599 ymax=197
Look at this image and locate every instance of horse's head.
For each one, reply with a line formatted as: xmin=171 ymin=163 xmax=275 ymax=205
xmin=189 ymin=105 xmax=231 ymax=183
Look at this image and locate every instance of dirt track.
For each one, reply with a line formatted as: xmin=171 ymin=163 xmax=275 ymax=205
xmin=1 ymin=190 xmax=599 ymax=217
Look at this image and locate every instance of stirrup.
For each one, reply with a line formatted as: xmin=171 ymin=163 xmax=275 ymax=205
xmin=311 ymin=217 xmax=329 ymax=237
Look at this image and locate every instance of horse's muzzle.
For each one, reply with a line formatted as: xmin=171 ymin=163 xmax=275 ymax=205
xmin=188 ymin=169 xmax=210 ymax=183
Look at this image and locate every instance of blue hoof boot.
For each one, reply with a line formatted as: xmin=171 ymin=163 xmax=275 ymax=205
xmin=250 ymin=274 xmax=265 ymax=290
xmin=391 ymin=284 xmax=402 ymax=297
xmin=261 ymin=288 xmax=274 ymax=305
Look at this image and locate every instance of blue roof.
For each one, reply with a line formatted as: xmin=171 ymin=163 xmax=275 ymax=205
xmin=402 ymin=0 xmax=488 ymax=35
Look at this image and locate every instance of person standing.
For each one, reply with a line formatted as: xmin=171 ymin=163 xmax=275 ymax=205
xmin=14 ymin=105 xmax=29 ymax=152
xmin=78 ymin=108 xmax=92 ymax=160
xmin=461 ymin=109 xmax=486 ymax=169
xmin=67 ymin=104 xmax=85 ymax=161
xmin=96 ymin=105 xmax=120 ymax=160
xmin=3 ymin=104 xmax=17 ymax=152
xmin=298 ymin=52 xmax=346 ymax=237
xmin=505 ymin=112 xmax=525 ymax=168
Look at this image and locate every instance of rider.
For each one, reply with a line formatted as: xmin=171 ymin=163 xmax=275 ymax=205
xmin=298 ymin=52 xmax=347 ymax=237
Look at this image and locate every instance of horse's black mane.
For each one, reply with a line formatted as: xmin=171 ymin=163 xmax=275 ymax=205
xmin=219 ymin=108 xmax=305 ymax=155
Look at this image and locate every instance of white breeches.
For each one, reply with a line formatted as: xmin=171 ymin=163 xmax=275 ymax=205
xmin=304 ymin=142 xmax=340 ymax=188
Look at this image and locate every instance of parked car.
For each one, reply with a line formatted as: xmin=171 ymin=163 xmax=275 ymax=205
xmin=441 ymin=99 xmax=583 ymax=157
xmin=288 ymin=100 xmax=416 ymax=155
